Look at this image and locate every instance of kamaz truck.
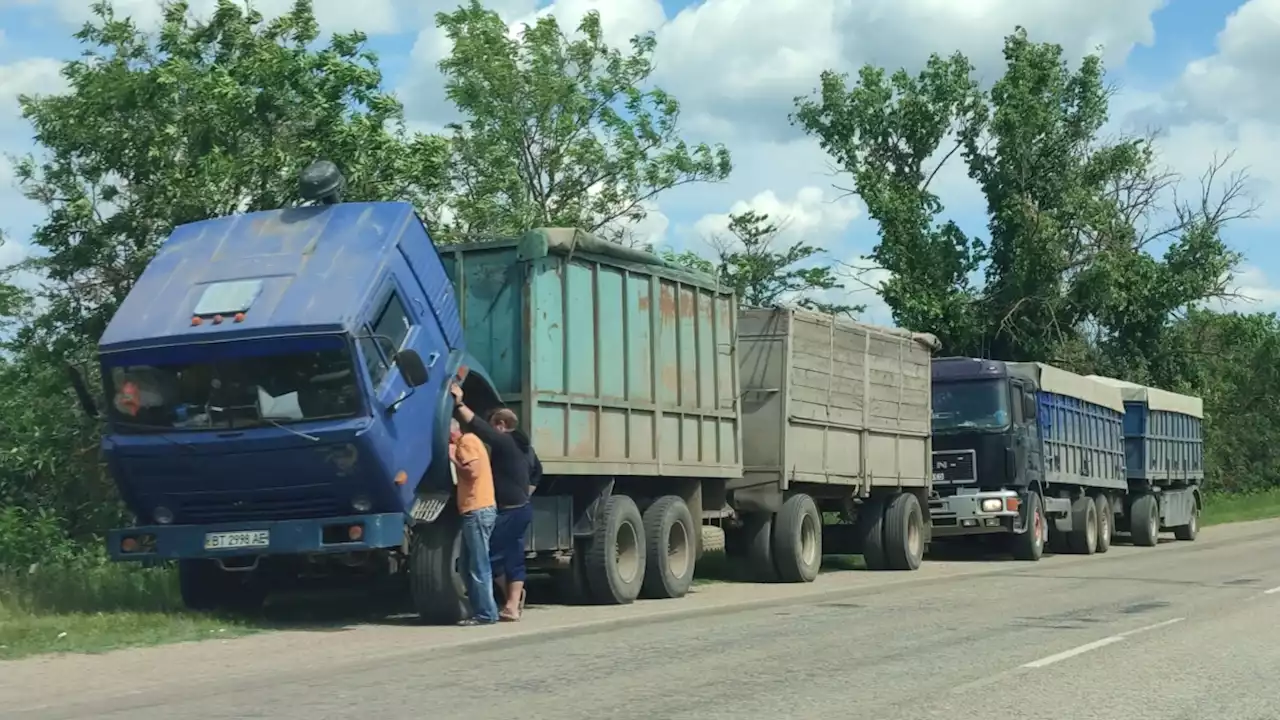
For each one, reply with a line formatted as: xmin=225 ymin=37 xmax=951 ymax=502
xmin=71 ymin=161 xmax=939 ymax=621
xmin=928 ymin=357 xmax=1203 ymax=560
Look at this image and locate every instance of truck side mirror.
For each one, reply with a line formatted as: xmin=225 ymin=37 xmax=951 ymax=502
xmin=394 ymin=350 xmax=429 ymax=387
xmin=65 ymin=364 xmax=100 ymax=418
xmin=1022 ymin=394 xmax=1036 ymax=419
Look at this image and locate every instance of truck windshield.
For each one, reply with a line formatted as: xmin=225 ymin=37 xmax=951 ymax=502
xmin=104 ymin=340 xmax=362 ymax=433
xmin=932 ymin=380 xmax=1010 ymax=433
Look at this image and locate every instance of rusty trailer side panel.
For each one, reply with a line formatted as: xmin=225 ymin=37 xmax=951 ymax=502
xmin=736 ymin=308 xmax=937 ymax=504
xmin=442 ymin=229 xmax=742 ymax=479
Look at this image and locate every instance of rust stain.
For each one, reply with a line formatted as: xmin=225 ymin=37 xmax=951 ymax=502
xmin=637 ymin=292 xmax=650 ymax=312
xmin=659 ymin=284 xmax=677 ymax=320
xmin=679 ymin=289 xmax=695 ymax=318
xmin=567 ymin=418 xmax=598 ymax=459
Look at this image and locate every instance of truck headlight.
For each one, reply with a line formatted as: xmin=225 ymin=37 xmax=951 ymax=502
xmin=980 ymin=498 xmax=1003 ymax=513
xmin=351 ymin=496 xmax=372 ymax=513
xmin=153 ymin=506 xmax=174 ymax=525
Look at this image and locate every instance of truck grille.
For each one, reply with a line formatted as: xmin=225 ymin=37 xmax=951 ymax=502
xmin=932 ymin=450 xmax=977 ymax=484
xmin=177 ymin=488 xmax=344 ymax=524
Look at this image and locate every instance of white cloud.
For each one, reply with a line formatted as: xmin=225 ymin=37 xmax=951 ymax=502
xmin=1216 ymin=264 xmax=1280 ymax=312
xmin=692 ymin=186 xmax=859 ymax=249
xmin=0 ymin=58 xmax=65 ymax=126
xmin=37 ymin=0 xmax=407 ymax=35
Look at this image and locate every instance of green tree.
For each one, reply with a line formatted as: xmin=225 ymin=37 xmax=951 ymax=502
xmin=434 ymin=0 xmax=732 ymax=243
xmin=0 ymin=0 xmax=446 ymax=556
xmin=10 ymin=0 xmax=446 ymax=358
xmin=793 ymin=27 xmax=1249 ymax=371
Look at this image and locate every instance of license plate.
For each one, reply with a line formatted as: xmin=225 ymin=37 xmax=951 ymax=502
xmin=204 ymin=530 xmax=270 ymax=551
xmin=932 ymin=472 xmax=945 ymax=482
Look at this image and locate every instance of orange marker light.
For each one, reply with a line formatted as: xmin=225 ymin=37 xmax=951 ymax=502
xmin=348 ymin=525 xmax=363 ymax=541
xmin=121 ymin=537 xmax=139 ymax=553
xmin=393 ymin=470 xmax=408 ymax=485
xmin=190 ymin=316 xmax=202 ymax=326
xmin=234 ymin=312 xmax=246 ymax=323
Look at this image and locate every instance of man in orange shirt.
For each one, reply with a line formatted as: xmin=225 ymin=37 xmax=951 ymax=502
xmin=449 ymin=414 xmax=499 ymax=626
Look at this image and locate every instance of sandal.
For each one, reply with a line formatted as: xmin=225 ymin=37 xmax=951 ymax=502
xmin=498 ymin=608 xmax=520 ymax=622
xmin=457 ymin=617 xmax=496 ymax=627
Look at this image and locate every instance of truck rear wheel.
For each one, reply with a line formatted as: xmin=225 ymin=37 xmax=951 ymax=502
xmin=552 ymin=541 xmax=592 ymax=605
xmin=1130 ymin=493 xmax=1160 ymax=547
xmin=1173 ymin=503 xmax=1199 ymax=541
xmin=640 ymin=495 xmax=695 ymax=599
xmin=1066 ymin=494 xmax=1098 ymax=555
xmin=1011 ymin=492 xmax=1045 ymax=561
xmin=883 ymin=493 xmax=924 ymax=571
xmin=856 ymin=497 xmax=888 ymax=571
xmin=409 ymin=515 xmax=467 ymax=624
xmin=743 ymin=512 xmax=779 ymax=582
xmin=178 ymin=559 xmax=267 ymax=614
xmin=585 ymin=495 xmax=646 ymax=604
xmin=1093 ymin=494 xmax=1112 ymax=553
xmin=772 ymin=494 xmax=822 ymax=582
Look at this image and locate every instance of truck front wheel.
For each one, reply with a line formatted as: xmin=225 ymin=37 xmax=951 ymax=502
xmin=1011 ymin=493 xmax=1046 ymax=561
xmin=178 ymin=559 xmax=267 ymax=614
xmin=409 ymin=515 xmax=468 ymax=624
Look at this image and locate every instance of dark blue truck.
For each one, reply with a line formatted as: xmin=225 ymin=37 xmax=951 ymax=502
xmin=69 ymin=163 xmax=744 ymax=619
xmin=928 ymin=357 xmax=1202 ymax=560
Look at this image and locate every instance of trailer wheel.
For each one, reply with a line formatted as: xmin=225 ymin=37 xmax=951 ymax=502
xmin=1066 ymin=495 xmax=1098 ymax=555
xmin=743 ymin=512 xmax=779 ymax=582
xmin=1130 ymin=492 xmax=1160 ymax=547
xmin=640 ymin=495 xmax=696 ymax=599
xmin=772 ymin=494 xmax=822 ymax=583
xmin=856 ymin=496 xmax=888 ymax=571
xmin=1093 ymin=494 xmax=1112 ymax=553
xmin=882 ymin=493 xmax=924 ymax=571
xmin=1011 ymin=493 xmax=1045 ymax=561
xmin=1173 ymin=503 xmax=1199 ymax=541
xmin=178 ymin=559 xmax=267 ymax=613
xmin=409 ymin=515 xmax=468 ymax=624
xmin=585 ymin=495 xmax=646 ymax=604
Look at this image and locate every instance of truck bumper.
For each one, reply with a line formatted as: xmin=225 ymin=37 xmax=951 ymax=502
xmin=107 ymin=512 xmax=407 ymax=562
xmin=930 ymin=490 xmax=1021 ymax=538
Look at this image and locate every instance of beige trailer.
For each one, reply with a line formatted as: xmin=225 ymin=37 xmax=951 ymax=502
xmin=730 ymin=308 xmax=940 ymax=580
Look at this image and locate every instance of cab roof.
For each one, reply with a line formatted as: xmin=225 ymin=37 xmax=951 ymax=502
xmin=98 ymin=202 xmax=424 ymax=354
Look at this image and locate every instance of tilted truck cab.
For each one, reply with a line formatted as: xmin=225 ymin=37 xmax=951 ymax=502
xmin=83 ymin=185 xmax=489 ymax=614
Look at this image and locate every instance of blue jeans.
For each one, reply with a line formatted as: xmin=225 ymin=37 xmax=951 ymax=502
xmin=460 ymin=506 xmax=499 ymax=623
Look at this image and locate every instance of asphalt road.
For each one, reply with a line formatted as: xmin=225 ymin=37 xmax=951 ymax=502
xmin=5 ymin=519 xmax=1280 ymax=720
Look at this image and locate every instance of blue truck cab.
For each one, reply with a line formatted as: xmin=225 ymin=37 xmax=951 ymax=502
xmin=73 ymin=164 xmax=488 ymax=619
xmin=929 ymin=357 xmax=1128 ymax=560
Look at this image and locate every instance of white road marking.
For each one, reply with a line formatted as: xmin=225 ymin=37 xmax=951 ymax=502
xmin=1021 ymin=617 xmax=1185 ymax=669
xmin=1264 ymin=586 xmax=1280 ymax=595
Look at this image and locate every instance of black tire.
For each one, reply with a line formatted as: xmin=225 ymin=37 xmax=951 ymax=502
xmin=772 ymin=494 xmax=822 ymax=583
xmin=585 ymin=495 xmax=646 ymax=604
xmin=883 ymin=493 xmax=924 ymax=571
xmin=640 ymin=496 xmax=696 ymax=599
xmin=409 ymin=516 xmax=467 ymax=624
xmin=1011 ymin=492 xmax=1045 ymax=561
xmin=1173 ymin=502 xmax=1199 ymax=541
xmin=857 ymin=496 xmax=888 ymax=570
xmin=1066 ymin=494 xmax=1098 ymax=555
xmin=1094 ymin=494 xmax=1112 ymax=553
xmin=1130 ymin=492 xmax=1160 ymax=547
xmin=743 ymin=512 xmax=778 ymax=582
xmin=178 ymin=559 xmax=267 ymax=614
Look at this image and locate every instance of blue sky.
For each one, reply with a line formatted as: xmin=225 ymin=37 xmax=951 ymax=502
xmin=2 ymin=0 xmax=1278 ymax=325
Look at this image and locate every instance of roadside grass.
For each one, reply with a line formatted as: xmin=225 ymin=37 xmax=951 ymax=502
xmin=1202 ymin=488 xmax=1280 ymax=526
xmin=0 ymin=562 xmax=255 ymax=660
xmin=4 ymin=492 xmax=1277 ymax=660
